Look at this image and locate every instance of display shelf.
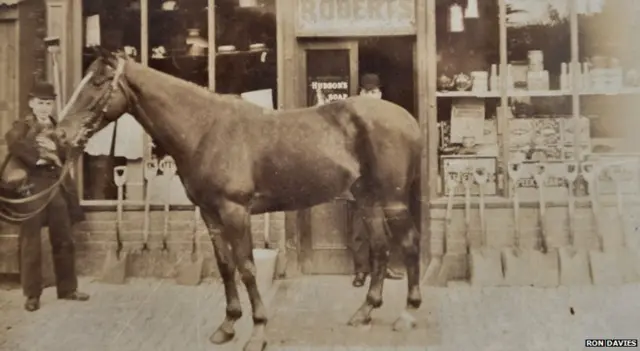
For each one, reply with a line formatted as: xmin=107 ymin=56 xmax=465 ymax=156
xmin=437 ymin=90 xmax=571 ymax=98
xmin=580 ymin=87 xmax=640 ymax=96
xmin=435 ymin=88 xmax=640 ymax=98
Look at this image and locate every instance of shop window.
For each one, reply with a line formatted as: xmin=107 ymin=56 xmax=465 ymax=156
xmin=81 ymin=0 xmax=142 ymax=201
xmin=78 ymin=0 xmax=276 ymax=203
xmin=431 ymin=0 xmax=640 ymax=202
xmin=214 ymin=0 xmax=277 ymax=107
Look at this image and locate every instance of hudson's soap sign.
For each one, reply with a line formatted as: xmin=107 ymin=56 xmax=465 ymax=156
xmin=297 ymin=0 xmax=415 ymax=36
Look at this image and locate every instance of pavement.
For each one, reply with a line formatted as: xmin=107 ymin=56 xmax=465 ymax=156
xmin=1 ymin=275 xmax=639 ymax=351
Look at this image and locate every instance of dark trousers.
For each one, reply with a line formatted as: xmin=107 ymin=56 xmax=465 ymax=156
xmin=18 ymin=188 xmax=77 ymax=298
xmin=350 ymin=202 xmax=403 ymax=274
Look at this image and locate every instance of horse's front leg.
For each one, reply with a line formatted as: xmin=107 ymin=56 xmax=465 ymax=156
xmin=219 ymin=200 xmax=268 ymax=351
xmin=201 ymin=212 xmax=242 ymax=345
xmin=348 ymin=204 xmax=389 ymax=327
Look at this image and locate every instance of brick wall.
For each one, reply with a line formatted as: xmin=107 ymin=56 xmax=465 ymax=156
xmin=0 ymin=209 xmax=286 ymax=278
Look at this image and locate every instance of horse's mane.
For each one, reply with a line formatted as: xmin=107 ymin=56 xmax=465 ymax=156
xmin=128 ymin=60 xmax=269 ymax=116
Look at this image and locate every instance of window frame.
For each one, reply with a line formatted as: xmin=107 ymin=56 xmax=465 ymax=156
xmin=71 ymin=0 xmax=216 ymax=207
xmin=426 ymin=0 xmax=587 ymax=202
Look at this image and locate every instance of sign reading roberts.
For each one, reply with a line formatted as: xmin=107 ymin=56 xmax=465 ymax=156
xmin=297 ymin=0 xmax=415 ymax=35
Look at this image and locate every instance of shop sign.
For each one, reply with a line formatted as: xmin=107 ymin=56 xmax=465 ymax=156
xmin=297 ymin=0 xmax=415 ymax=36
xmin=308 ymin=76 xmax=350 ymax=106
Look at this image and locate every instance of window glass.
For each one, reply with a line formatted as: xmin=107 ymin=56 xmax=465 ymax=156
xmin=505 ymin=0 xmax=573 ymax=201
xmin=81 ymin=0 xmax=141 ymax=200
xmin=214 ymin=0 xmax=277 ymax=110
xmin=435 ymin=0 xmax=500 ymax=197
xmin=578 ymin=0 xmax=640 ymax=195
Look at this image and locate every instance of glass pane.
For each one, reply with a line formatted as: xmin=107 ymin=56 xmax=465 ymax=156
xmin=149 ymin=0 xmax=209 ymax=160
xmin=435 ymin=0 xmax=501 ymax=197
xmin=306 ymin=49 xmax=350 ymax=107
xmin=577 ymin=0 xmax=640 ymax=196
xmin=505 ymin=0 xmax=573 ymax=201
xmin=81 ymin=0 xmax=141 ymax=200
xmin=214 ymin=0 xmax=277 ymax=109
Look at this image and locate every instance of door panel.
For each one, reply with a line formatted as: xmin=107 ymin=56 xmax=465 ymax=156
xmin=0 ymin=19 xmax=18 ymax=274
xmin=0 ymin=20 xmax=18 ymax=146
xmin=298 ymin=41 xmax=359 ymax=274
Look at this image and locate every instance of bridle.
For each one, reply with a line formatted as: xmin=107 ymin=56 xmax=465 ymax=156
xmin=0 ymin=56 xmax=128 ymax=223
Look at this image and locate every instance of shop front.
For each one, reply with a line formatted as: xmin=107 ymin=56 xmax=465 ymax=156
xmin=275 ymin=0 xmax=429 ymax=275
xmin=2 ymin=0 xmax=638 ymax=285
xmin=281 ymin=0 xmax=640 ymax=283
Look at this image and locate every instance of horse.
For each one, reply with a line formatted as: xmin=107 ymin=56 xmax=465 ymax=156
xmin=55 ymin=48 xmax=424 ymax=351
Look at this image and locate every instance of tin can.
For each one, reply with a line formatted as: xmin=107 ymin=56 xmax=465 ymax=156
xmin=528 ymin=50 xmax=544 ymax=72
xmin=471 ymin=71 xmax=489 ymax=92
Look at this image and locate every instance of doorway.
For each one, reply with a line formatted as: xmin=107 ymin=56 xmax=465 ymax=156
xmin=295 ymin=37 xmax=416 ymax=275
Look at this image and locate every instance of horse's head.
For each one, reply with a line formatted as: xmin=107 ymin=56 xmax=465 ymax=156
xmin=56 ymin=47 xmax=133 ymax=154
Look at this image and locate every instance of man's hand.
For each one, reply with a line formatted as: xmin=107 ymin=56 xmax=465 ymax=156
xmin=36 ymin=136 xmax=57 ymax=152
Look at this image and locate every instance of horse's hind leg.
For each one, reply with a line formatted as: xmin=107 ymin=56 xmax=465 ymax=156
xmin=218 ymin=200 xmax=268 ymax=351
xmin=201 ymin=211 xmax=242 ymax=345
xmin=383 ymin=200 xmax=422 ymax=331
xmin=347 ymin=191 xmax=389 ymax=327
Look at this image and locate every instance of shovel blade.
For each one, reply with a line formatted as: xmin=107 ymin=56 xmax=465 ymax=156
xmin=470 ymin=248 xmax=504 ymax=287
xmin=529 ymin=249 xmax=559 ymax=288
xmin=175 ymin=254 xmax=204 ymax=286
xmin=559 ymin=248 xmax=592 ymax=286
xmin=502 ymin=248 xmax=533 ymax=286
xmin=589 ymin=250 xmax=625 ymax=286
xmin=128 ymin=249 xmax=158 ymax=278
xmin=422 ymin=256 xmax=442 ymax=286
xmin=99 ymin=250 xmax=128 ymax=285
xmin=152 ymin=250 xmax=178 ymax=279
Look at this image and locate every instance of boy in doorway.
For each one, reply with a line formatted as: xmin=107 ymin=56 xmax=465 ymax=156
xmin=350 ymin=73 xmax=405 ymax=287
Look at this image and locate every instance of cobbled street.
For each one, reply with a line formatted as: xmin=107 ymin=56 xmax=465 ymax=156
xmin=1 ymin=276 xmax=639 ymax=351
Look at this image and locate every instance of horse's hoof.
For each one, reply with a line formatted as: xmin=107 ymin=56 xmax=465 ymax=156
xmin=209 ymin=328 xmax=235 ymax=344
xmin=243 ymin=338 xmax=267 ymax=351
xmin=392 ymin=312 xmax=417 ymax=332
xmin=347 ymin=315 xmax=372 ymax=328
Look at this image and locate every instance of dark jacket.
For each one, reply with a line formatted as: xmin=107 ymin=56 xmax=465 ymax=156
xmin=4 ymin=115 xmax=85 ymax=225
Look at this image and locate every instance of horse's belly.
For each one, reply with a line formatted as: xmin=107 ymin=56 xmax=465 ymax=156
xmin=256 ymin=157 xmax=359 ymax=210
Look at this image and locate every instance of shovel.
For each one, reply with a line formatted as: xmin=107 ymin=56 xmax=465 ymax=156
xmin=131 ymin=159 xmax=158 ymax=277
xmin=99 ymin=165 xmax=129 ymax=284
xmin=436 ymin=171 xmax=461 ymax=285
xmin=470 ymin=166 xmax=504 ymax=286
xmin=423 ymin=171 xmax=459 ymax=286
xmin=531 ymin=164 xmax=559 ymax=287
xmin=610 ymin=163 xmax=640 ymax=283
xmin=154 ymin=157 xmax=178 ymax=278
xmin=502 ymin=162 xmax=532 ymax=286
xmin=558 ymin=161 xmax=591 ymax=285
xmin=583 ymin=161 xmax=624 ymax=285
xmin=176 ymin=206 xmax=204 ymax=286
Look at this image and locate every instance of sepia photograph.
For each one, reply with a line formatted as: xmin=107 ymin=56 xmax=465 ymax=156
xmin=0 ymin=0 xmax=639 ymax=350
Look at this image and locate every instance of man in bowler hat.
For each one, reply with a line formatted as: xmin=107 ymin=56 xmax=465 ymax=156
xmin=351 ymin=73 xmax=405 ymax=287
xmin=4 ymin=81 xmax=89 ymax=311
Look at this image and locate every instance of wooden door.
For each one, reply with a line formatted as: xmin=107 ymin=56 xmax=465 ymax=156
xmin=0 ymin=18 xmax=19 ymax=273
xmin=297 ymin=40 xmax=359 ymax=274
xmin=0 ymin=19 xmax=18 ymax=144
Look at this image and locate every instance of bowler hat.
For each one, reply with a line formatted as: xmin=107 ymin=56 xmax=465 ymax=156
xmin=360 ymin=73 xmax=381 ymax=90
xmin=29 ymin=82 xmax=56 ymax=100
